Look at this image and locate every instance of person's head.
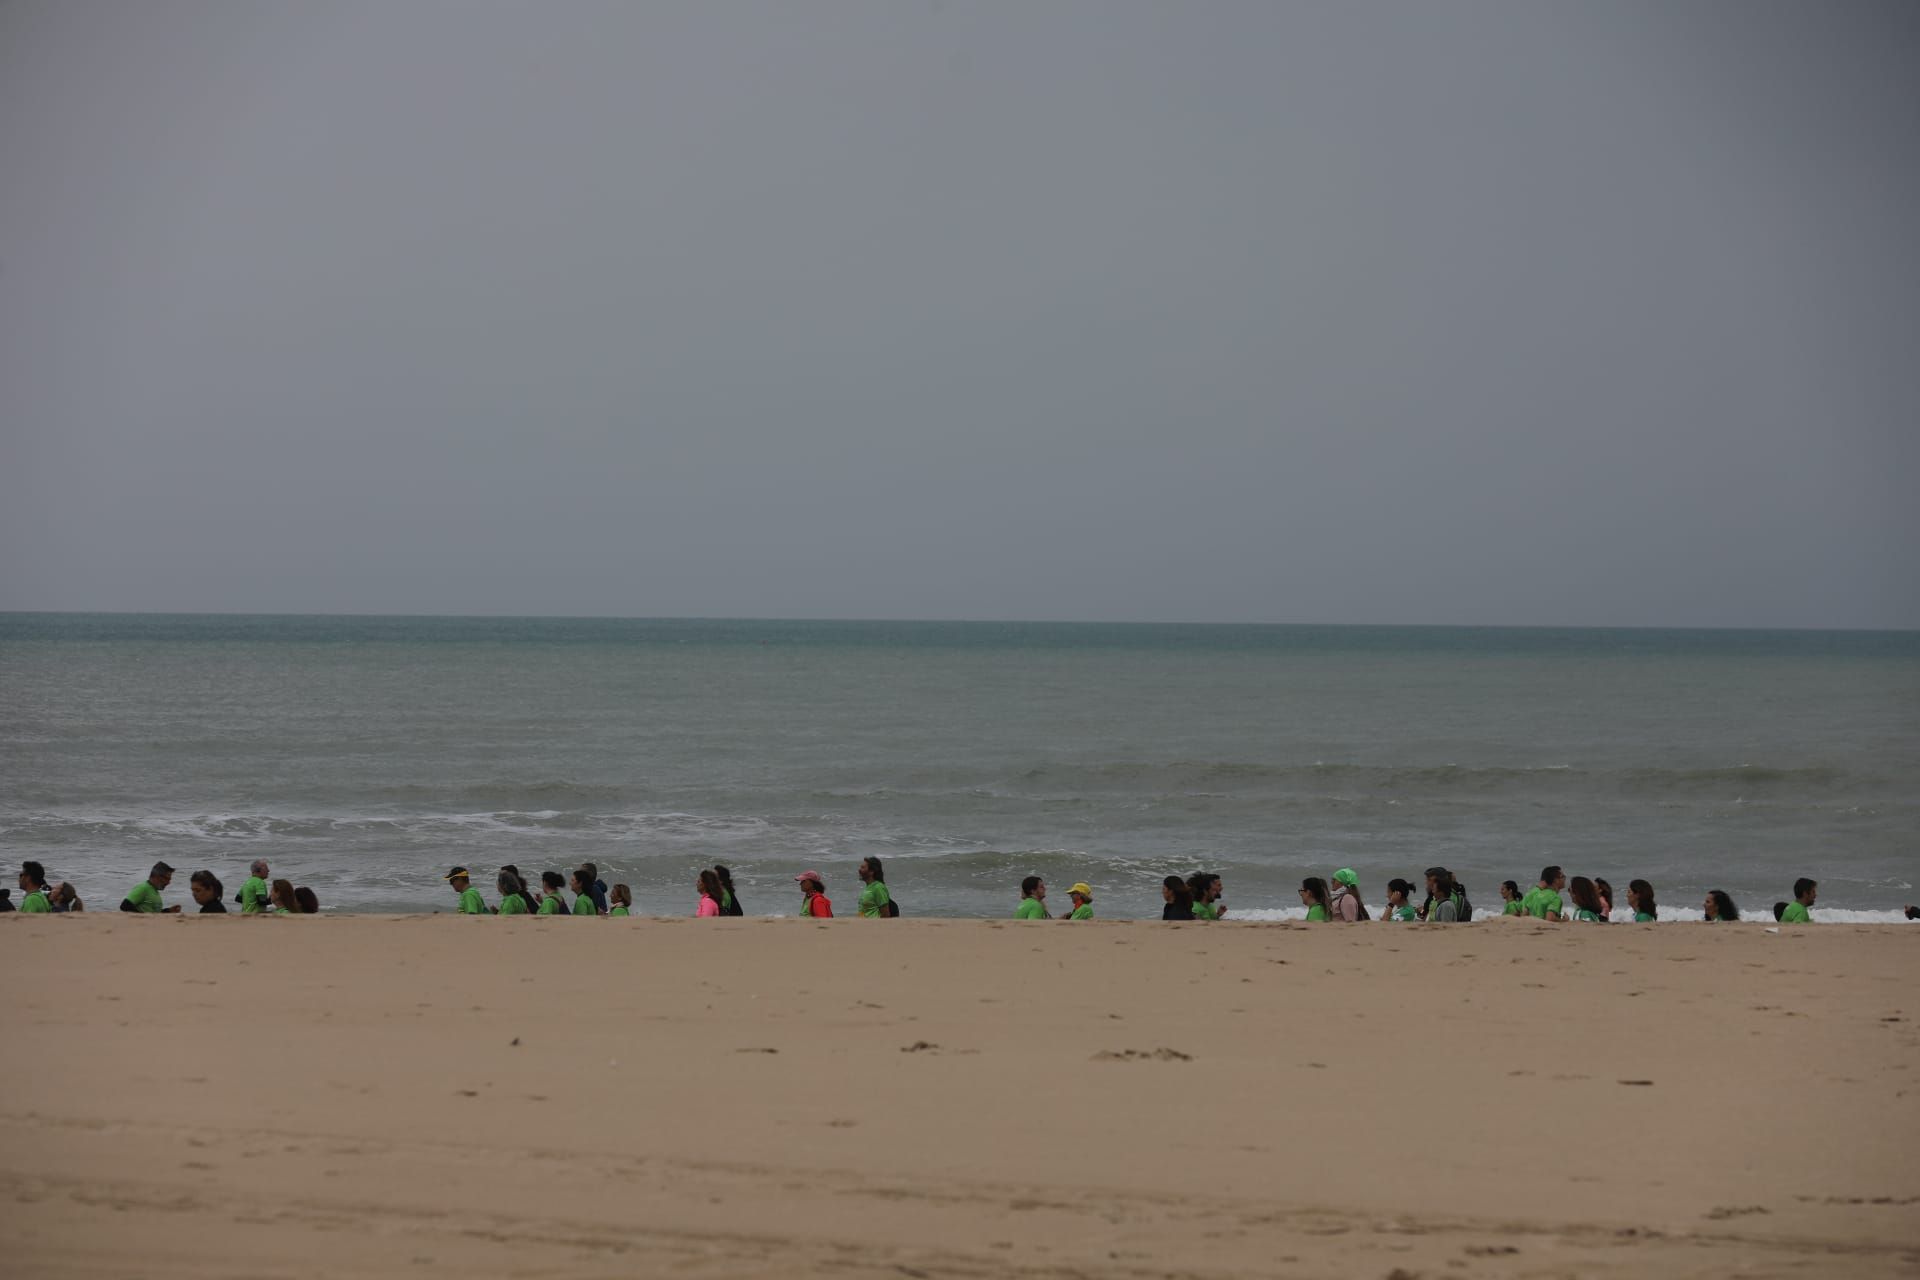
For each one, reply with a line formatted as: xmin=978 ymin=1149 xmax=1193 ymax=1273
xmin=1773 ymin=901 xmax=1789 ymax=921
xmin=570 ymin=869 xmax=587 ymax=894
xmin=1332 ymin=868 xmax=1359 ymax=894
xmin=250 ymin=859 xmax=269 ymax=878
xmin=445 ymin=866 xmax=471 ymax=893
xmin=189 ymin=869 xmax=222 ymax=906
xmin=150 ymin=861 xmax=175 ymax=890
xmin=294 ymin=886 xmax=318 ymax=914
xmin=795 ymin=870 xmax=824 ymax=895
xmin=611 ymin=883 xmax=631 ymax=909
xmin=1500 ymin=880 xmax=1522 ymax=902
xmin=581 ymin=862 xmax=599 ymax=883
xmin=1386 ymin=877 xmax=1415 ymax=906
xmin=541 ymin=871 xmax=565 ymax=892
xmin=497 ymin=871 xmax=519 ymax=896
xmin=20 ymin=861 xmax=47 ymax=891
xmin=1067 ymin=882 xmax=1093 ymax=908
xmin=1020 ymin=875 xmax=1044 ymax=900
xmin=270 ymin=879 xmax=297 ymax=910
xmin=698 ymin=869 xmax=724 ymax=901
xmin=1704 ymin=889 xmax=1738 ymax=921
xmin=1568 ymin=876 xmax=1603 ymax=915
xmin=1594 ymin=878 xmax=1614 ymax=910
xmin=1539 ymin=865 xmax=1564 ymax=891
xmin=1299 ymin=877 xmax=1329 ymax=908
xmin=52 ymin=882 xmax=81 ymax=910
xmin=1163 ymin=875 xmax=1191 ymax=906
xmin=1425 ymin=866 xmax=1454 ymax=899
xmin=1793 ymin=877 xmax=1817 ymax=906
xmin=1628 ymin=879 xmax=1656 ymax=919
xmin=858 ymin=856 xmax=884 ymax=885
xmin=713 ymin=865 xmax=734 ymax=890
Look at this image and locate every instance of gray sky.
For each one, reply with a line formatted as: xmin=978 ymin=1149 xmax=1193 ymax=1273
xmin=2 ymin=1 xmax=1915 ymax=628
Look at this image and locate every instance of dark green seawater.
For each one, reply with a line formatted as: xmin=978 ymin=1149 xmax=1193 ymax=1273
xmin=2 ymin=614 xmax=1916 ymax=920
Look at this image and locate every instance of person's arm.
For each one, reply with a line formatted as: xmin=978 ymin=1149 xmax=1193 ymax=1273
xmin=119 ymin=898 xmax=140 ymax=913
xmin=1544 ymin=909 xmax=1562 ymax=922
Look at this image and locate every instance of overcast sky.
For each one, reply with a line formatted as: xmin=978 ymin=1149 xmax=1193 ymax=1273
xmin=1 ymin=1 xmax=1914 ymax=627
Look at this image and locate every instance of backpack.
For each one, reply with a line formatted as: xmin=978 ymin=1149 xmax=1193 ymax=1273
xmin=1453 ymin=884 xmax=1473 ymax=922
xmin=883 ymin=898 xmax=900 ymax=918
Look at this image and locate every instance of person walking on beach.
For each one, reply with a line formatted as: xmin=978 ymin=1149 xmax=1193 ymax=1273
xmin=1299 ymin=877 xmax=1331 ymax=921
xmin=856 ymin=857 xmax=894 ymax=918
xmin=794 ymin=871 xmax=833 ymax=918
xmin=50 ymin=882 xmax=83 ymax=911
xmin=1594 ymin=878 xmax=1616 ymax=919
xmin=1330 ymin=868 xmax=1369 ymax=921
xmin=1498 ymin=881 xmax=1525 ymax=916
xmin=537 ymin=872 xmax=568 ymax=914
xmin=1061 ymin=883 xmax=1095 ymax=920
xmin=1421 ymin=868 xmax=1465 ymax=922
xmin=1566 ymin=877 xmax=1607 ymax=922
xmin=121 ymin=862 xmax=181 ymax=913
xmin=1189 ymin=872 xmax=1225 ymax=920
xmin=1780 ymin=879 xmax=1816 ymax=923
xmin=269 ymin=879 xmax=299 ymax=914
xmin=446 ymin=867 xmax=488 ymax=915
xmin=1703 ymin=889 xmax=1739 ymax=921
xmin=580 ymin=863 xmax=610 ymax=915
xmin=696 ymin=869 xmax=725 ymax=917
xmin=1627 ymin=879 xmax=1657 ymax=922
xmin=1016 ymin=876 xmax=1050 ymax=919
xmin=714 ymin=866 xmax=744 ymax=916
xmin=570 ymin=868 xmax=598 ymax=916
xmin=16 ymin=862 xmax=52 ymax=913
xmin=608 ymin=885 xmax=633 ymax=917
xmin=1162 ymin=875 xmax=1195 ymax=920
xmin=1521 ymin=867 xmax=1566 ymax=922
xmin=238 ymin=860 xmax=270 ymax=914
xmin=190 ymin=870 xmax=227 ymax=913
xmin=1384 ymin=878 xmax=1418 ymax=921
xmin=495 ymin=871 xmax=529 ymax=915
xmin=294 ymin=887 xmax=319 ymax=914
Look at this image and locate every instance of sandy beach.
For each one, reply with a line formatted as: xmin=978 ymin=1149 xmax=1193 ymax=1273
xmin=4 ymin=915 xmax=1916 ymax=1278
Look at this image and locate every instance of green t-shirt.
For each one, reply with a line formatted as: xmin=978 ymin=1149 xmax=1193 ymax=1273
xmin=1780 ymin=902 xmax=1812 ymax=924
xmin=1192 ymin=901 xmax=1219 ymax=921
xmin=537 ymin=895 xmax=565 ymax=915
xmin=1304 ymin=904 xmax=1329 ymax=922
xmin=1502 ymin=900 xmax=1524 ymax=916
xmin=1068 ymin=903 xmax=1093 ymax=920
xmin=1522 ymin=887 xmax=1562 ymax=919
xmin=720 ymin=889 xmax=734 ymax=912
xmin=1634 ymin=911 xmax=1654 ymax=923
xmin=1392 ymin=904 xmax=1417 ymax=921
xmin=457 ymin=887 xmax=487 ymax=915
xmin=1575 ymin=908 xmax=1602 ymax=922
xmin=1014 ymin=898 xmax=1046 ymax=920
xmin=608 ymin=906 xmax=629 ymax=917
xmin=126 ymin=880 xmax=164 ymax=913
xmin=572 ymin=893 xmax=597 ymax=916
xmin=497 ymin=894 xmax=528 ymax=916
xmin=858 ymin=881 xmax=891 ymax=918
xmin=18 ymin=888 xmax=51 ymax=913
xmin=240 ymin=876 xmax=269 ymax=914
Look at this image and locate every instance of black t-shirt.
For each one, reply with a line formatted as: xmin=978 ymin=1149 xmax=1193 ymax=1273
xmin=199 ymin=899 xmax=229 ymax=914
xmin=1162 ymin=902 xmax=1195 ymax=920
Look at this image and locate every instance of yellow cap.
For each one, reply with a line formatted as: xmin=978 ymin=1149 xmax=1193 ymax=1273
xmin=1068 ymin=882 xmax=1093 ymax=898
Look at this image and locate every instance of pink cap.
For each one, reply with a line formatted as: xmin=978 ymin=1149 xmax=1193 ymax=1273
xmin=794 ymin=870 xmax=824 ymax=886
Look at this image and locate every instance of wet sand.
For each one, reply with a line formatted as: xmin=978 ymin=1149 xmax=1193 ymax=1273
xmin=3 ymin=914 xmax=1916 ymax=1277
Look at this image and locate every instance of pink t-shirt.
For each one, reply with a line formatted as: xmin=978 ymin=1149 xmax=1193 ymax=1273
xmin=696 ymin=896 xmax=720 ymax=918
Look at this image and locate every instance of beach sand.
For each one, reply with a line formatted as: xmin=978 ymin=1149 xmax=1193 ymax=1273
xmin=3 ymin=914 xmax=1916 ymax=1278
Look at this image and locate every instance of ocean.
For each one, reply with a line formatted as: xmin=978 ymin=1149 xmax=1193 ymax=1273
xmin=2 ymin=614 xmax=1915 ymax=922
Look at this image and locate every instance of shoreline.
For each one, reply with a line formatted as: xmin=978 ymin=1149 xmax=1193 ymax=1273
xmin=5 ymin=916 xmax=1917 ymax=1277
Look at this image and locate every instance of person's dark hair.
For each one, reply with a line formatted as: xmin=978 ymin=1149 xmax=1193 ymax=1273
xmin=1428 ymin=868 xmax=1456 ymax=899
xmin=1539 ymin=865 xmax=1562 ymax=885
xmin=1628 ymin=879 xmax=1656 ymax=919
xmin=1773 ymin=901 xmax=1788 ymax=921
xmin=191 ymin=869 xmax=222 ymax=896
xmin=1021 ymin=875 xmax=1043 ymax=899
xmin=569 ymin=869 xmax=587 ymax=893
xmin=294 ymin=886 xmax=319 ymax=914
xmin=1594 ymin=878 xmax=1614 ymax=911
xmin=1501 ymin=879 xmax=1521 ymax=901
xmin=1387 ymin=877 xmax=1415 ymax=898
xmin=713 ymin=865 xmax=743 ymax=915
xmin=1567 ymin=876 xmax=1604 ymax=916
xmin=1706 ymin=889 xmax=1739 ymax=921
xmin=1301 ymin=876 xmax=1330 ymax=908
xmin=271 ymin=878 xmax=297 ymax=910
xmin=541 ymin=871 xmax=565 ymax=892
xmin=1793 ymin=877 xmax=1816 ymax=900
xmin=1163 ymin=875 xmax=1192 ymax=906
xmin=861 ymin=856 xmax=885 ymax=884
xmin=581 ymin=862 xmax=599 ymax=882
xmin=21 ymin=861 xmax=48 ymax=889
xmin=698 ymin=869 xmax=724 ymax=902
xmin=497 ymin=871 xmax=518 ymax=896
xmin=54 ymin=882 xmax=82 ymax=910
xmin=611 ymin=884 xmax=632 ymax=909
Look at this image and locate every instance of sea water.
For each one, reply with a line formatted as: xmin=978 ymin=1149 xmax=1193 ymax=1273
xmin=1 ymin=614 xmax=1915 ymax=921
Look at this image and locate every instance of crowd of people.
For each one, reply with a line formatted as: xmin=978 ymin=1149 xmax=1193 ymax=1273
xmin=7 ymin=856 xmax=1913 ymax=924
